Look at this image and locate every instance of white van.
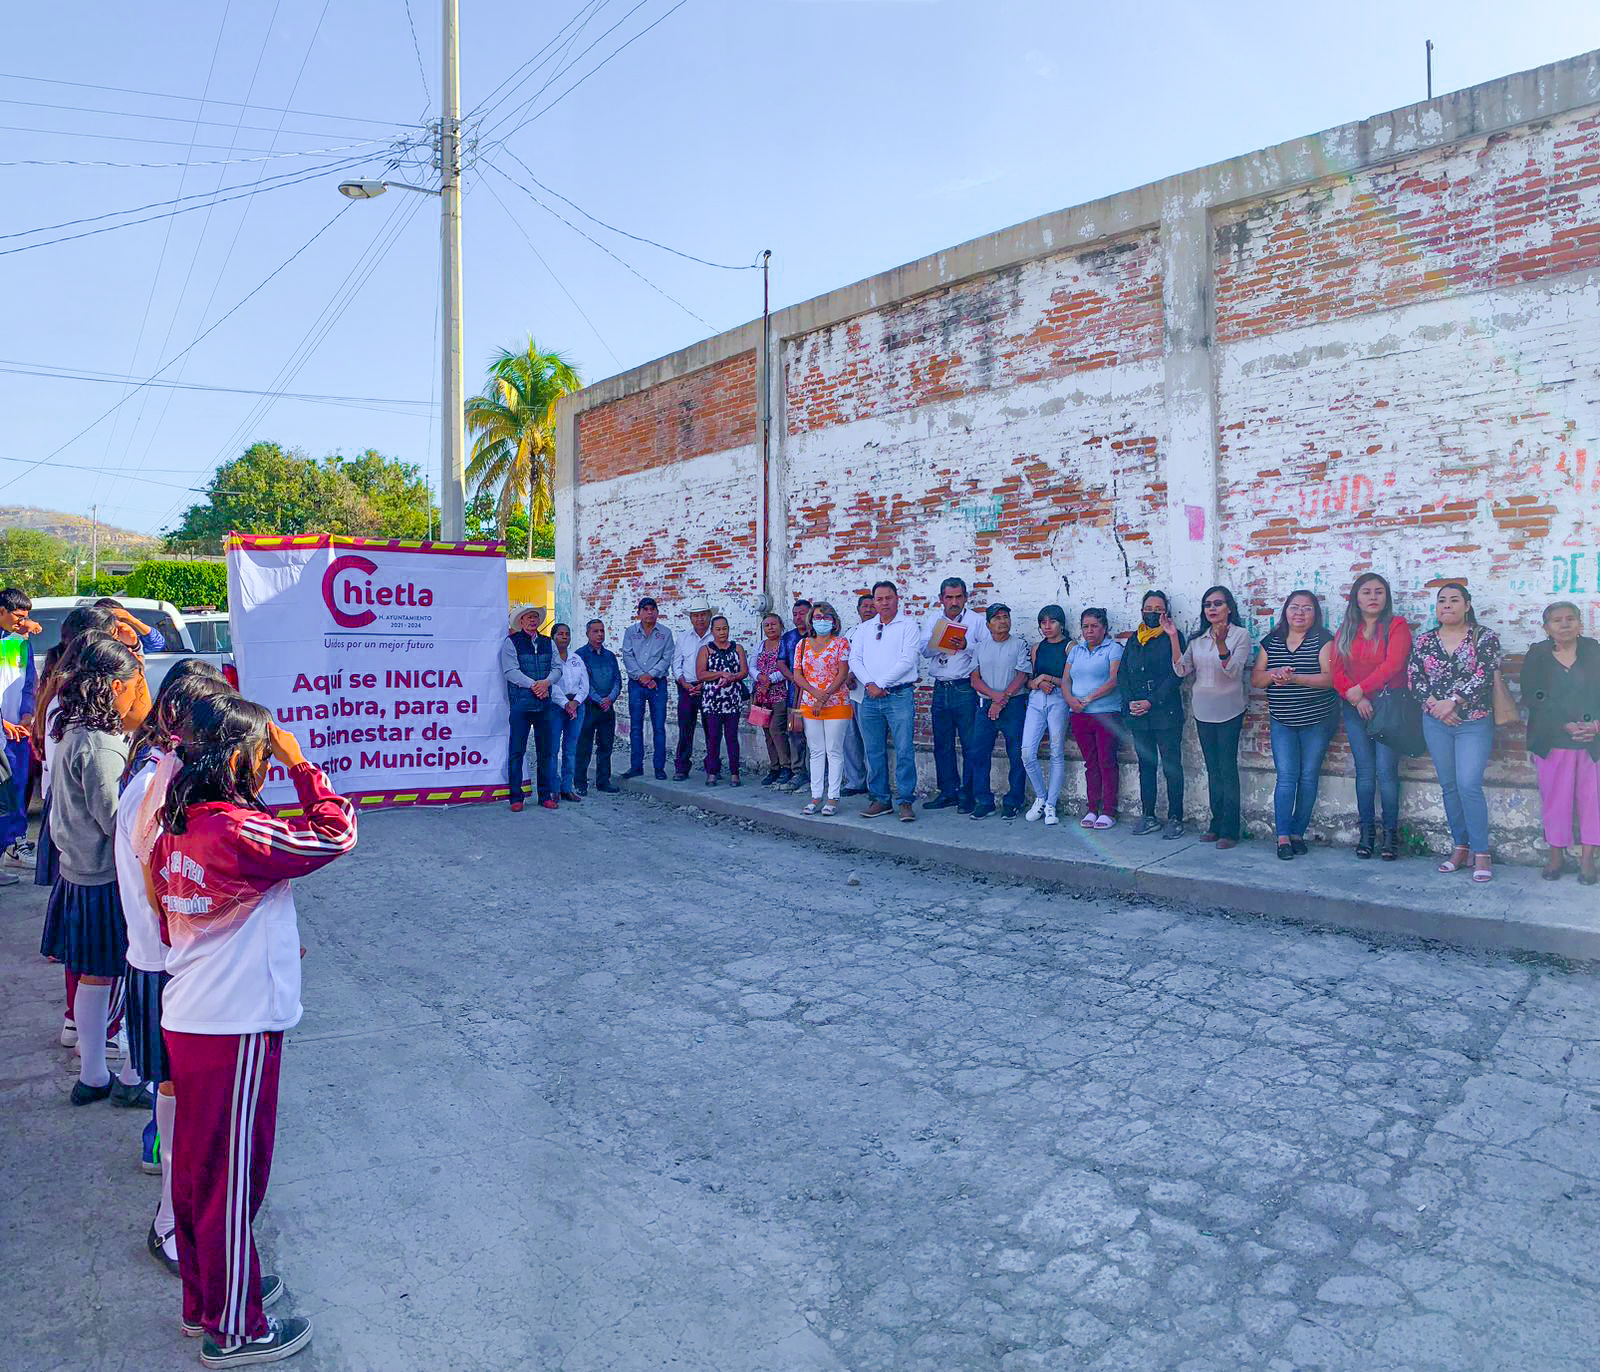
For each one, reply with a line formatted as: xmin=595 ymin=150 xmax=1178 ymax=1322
xmin=29 ymin=597 xmax=236 ymax=693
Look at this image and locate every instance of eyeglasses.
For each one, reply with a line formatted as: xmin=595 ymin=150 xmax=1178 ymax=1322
xmin=1203 ymin=599 xmax=1227 ymax=609
xmin=875 ymin=623 xmax=884 ymax=639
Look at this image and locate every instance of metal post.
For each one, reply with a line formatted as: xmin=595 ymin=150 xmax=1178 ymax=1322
xmin=439 ymin=0 xmax=466 ymax=540
xmin=1426 ymin=40 xmax=1434 ymax=101
xmin=90 ymin=503 xmax=98 ymax=583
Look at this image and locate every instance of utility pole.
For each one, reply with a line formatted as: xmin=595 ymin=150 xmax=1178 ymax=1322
xmin=439 ymin=0 xmax=466 ymax=541
xmin=90 ymin=504 xmax=99 ymax=584
xmin=1426 ymin=40 xmax=1434 ymax=101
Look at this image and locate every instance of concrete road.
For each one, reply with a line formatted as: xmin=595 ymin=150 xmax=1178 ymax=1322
xmin=4 ymin=791 xmax=1600 ymax=1371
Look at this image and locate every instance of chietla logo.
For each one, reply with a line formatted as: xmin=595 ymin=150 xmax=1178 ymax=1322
xmin=321 ymin=554 xmax=434 ymax=629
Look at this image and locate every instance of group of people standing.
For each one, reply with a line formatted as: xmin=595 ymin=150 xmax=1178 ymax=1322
xmin=3 ymin=588 xmax=354 ymax=1367
xmin=572 ymin=575 xmax=1600 ymax=882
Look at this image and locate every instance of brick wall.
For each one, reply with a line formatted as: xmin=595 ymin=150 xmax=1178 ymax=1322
xmin=784 ymin=232 xmax=1166 ymax=623
xmin=561 ymin=53 xmax=1600 ymax=856
xmin=572 ymin=351 xmax=761 ymax=649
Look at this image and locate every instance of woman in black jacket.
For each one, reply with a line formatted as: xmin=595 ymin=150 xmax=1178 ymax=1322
xmin=1122 ymin=589 xmax=1187 ymax=838
xmin=1522 ymin=601 xmax=1600 ymax=884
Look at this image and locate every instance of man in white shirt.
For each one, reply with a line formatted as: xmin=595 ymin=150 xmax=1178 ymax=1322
xmin=841 ymin=592 xmax=876 ymax=796
xmin=847 ymin=580 xmax=923 ymax=821
xmin=920 ymin=575 xmax=989 ymax=813
xmin=672 ymin=596 xmax=715 ymax=779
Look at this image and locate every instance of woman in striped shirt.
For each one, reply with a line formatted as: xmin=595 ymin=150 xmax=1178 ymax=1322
xmin=1252 ymin=589 xmax=1338 ymax=859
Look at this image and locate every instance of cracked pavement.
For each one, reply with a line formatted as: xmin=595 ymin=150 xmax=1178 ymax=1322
xmin=3 ymin=790 xmax=1600 ymax=1370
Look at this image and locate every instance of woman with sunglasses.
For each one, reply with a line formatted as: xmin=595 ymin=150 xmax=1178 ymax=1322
xmin=1175 ymin=587 xmax=1251 ymax=848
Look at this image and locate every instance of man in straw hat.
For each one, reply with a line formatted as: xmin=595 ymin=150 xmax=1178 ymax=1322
xmin=500 ymin=603 xmax=565 ymax=811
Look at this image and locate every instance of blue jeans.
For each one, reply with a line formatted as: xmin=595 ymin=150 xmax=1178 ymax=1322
xmin=971 ymin=695 xmax=1027 ymax=808
xmin=858 ymin=686 xmax=917 ymax=804
xmin=508 ymin=704 xmax=558 ymax=804
xmin=930 ymin=679 xmax=978 ymax=802
xmin=1343 ymin=703 xmax=1400 ymax=830
xmin=557 ymin=706 xmax=584 ymax=792
xmin=628 ymin=678 xmax=668 ymax=773
xmin=1423 ymin=713 xmax=1495 ymax=853
xmin=1269 ymin=715 xmax=1337 ymax=838
xmin=842 ymin=704 xmax=867 ymax=790
xmin=1021 ymin=691 xmax=1068 ymax=806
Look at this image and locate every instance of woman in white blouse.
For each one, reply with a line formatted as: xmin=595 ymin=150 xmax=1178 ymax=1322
xmin=1173 ymin=586 xmax=1252 ymax=848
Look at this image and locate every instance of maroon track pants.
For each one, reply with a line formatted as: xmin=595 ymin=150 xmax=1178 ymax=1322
xmin=165 ymin=1029 xmax=283 ymax=1345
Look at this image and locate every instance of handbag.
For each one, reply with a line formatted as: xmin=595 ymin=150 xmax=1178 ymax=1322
xmin=1368 ymin=687 xmax=1426 ymax=757
xmin=748 ymin=705 xmax=773 ymax=728
xmin=1492 ymin=670 xmax=1519 ymax=727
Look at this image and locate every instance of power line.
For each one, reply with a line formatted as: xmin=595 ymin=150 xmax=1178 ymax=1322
xmin=480 ymin=0 xmax=650 ymax=141
xmin=402 ymin=0 xmax=433 ymax=106
xmin=0 ymin=95 xmax=406 ymax=145
xmin=0 ymin=362 xmax=434 ymax=410
xmin=0 ymin=203 xmax=352 ymax=494
xmin=0 ymin=453 xmax=212 ymax=492
xmin=0 ymin=154 xmax=375 ymax=258
xmin=467 ymin=0 xmax=609 ymax=124
xmin=0 ymin=70 xmax=409 ymax=131
xmin=512 ymin=168 xmax=758 ymax=270
xmin=488 ymin=154 xmax=714 ymax=328
xmin=477 ymin=173 xmax=622 ymax=369
xmin=485 ymin=0 xmax=689 ymax=144
xmin=0 ymin=121 xmax=395 ymax=157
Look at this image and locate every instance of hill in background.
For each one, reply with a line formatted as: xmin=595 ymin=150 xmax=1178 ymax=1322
xmin=0 ymin=505 xmax=160 ymax=555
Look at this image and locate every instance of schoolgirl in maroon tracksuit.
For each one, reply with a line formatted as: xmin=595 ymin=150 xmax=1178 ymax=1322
xmin=151 ymin=695 xmax=356 ymax=1368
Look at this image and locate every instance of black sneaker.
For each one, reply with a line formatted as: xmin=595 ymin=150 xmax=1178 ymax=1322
xmin=922 ymin=795 xmax=958 ymax=810
xmin=575 ymin=784 xmax=588 ymax=796
xmin=1001 ymin=802 xmax=1020 ymax=819
xmin=1132 ymin=816 xmax=1162 ymax=836
xmin=596 ymin=782 xmax=619 ymax=793
xmin=1161 ymin=819 xmax=1185 ymax=840
xmin=956 ymin=798 xmax=974 ymax=814
xmin=654 ymin=769 xmax=668 ymax=781
xmin=200 ymin=1315 xmax=311 ymax=1368
xmin=70 ymin=1078 xmax=114 ymax=1106
xmin=762 ymin=770 xmax=781 ymax=786
xmin=621 ymin=768 xmax=644 ymax=780
xmin=183 ymin=1277 xmax=282 ymax=1338
xmin=841 ymin=786 xmax=867 ymax=797
xmin=970 ymin=803 xmax=996 ymax=819
xmin=148 ymin=1223 xmax=179 ymax=1277
xmin=110 ymin=1078 xmax=154 ymax=1109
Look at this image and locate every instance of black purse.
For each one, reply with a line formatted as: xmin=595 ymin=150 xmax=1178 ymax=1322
xmin=1368 ymin=687 xmax=1426 ymax=757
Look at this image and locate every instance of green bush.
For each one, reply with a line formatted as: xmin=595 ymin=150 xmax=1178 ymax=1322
xmin=124 ymin=560 xmax=228 ymax=610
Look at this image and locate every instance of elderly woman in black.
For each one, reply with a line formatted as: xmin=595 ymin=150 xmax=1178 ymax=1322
xmin=1122 ymin=589 xmax=1186 ymax=838
xmin=1522 ymin=601 xmax=1600 ymax=884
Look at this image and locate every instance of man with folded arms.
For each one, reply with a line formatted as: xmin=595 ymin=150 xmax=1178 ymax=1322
xmin=849 ymin=580 xmax=923 ymax=822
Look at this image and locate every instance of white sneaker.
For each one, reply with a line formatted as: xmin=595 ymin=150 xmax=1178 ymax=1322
xmin=60 ymin=1021 xmax=78 ymax=1048
xmin=1043 ymin=805 xmax=1059 ymax=826
xmin=1079 ymin=812 xmax=1099 ymax=829
xmin=1025 ymin=799 xmax=1046 ymax=822
xmin=75 ymin=1037 xmax=120 ymax=1061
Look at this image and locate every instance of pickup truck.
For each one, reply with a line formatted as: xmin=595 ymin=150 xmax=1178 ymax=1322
xmin=28 ymin=596 xmax=236 ymax=693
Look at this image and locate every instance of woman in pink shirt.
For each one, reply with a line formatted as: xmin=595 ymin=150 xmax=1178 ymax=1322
xmin=1329 ymin=574 xmax=1413 ymax=861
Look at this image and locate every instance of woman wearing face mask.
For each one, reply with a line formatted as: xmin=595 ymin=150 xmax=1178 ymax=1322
xmin=1519 ymin=601 xmax=1598 ymax=884
xmin=792 ymin=602 xmax=852 ymax=814
xmin=1122 ymin=590 xmax=1187 ymax=839
xmin=1330 ymin=574 xmax=1413 ymax=860
xmin=1407 ymin=582 xmax=1502 ymax=882
xmin=1022 ymin=606 xmax=1071 ymax=824
xmin=1252 ymin=590 xmax=1338 ymax=860
xmin=1175 ymin=586 xmax=1250 ymax=849
xmin=1064 ymin=609 xmax=1123 ymax=830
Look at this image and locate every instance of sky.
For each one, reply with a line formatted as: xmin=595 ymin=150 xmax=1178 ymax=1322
xmin=3 ymin=1 xmax=1599 ymax=537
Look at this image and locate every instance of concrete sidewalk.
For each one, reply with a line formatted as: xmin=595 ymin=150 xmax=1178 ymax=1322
xmin=621 ymin=775 xmax=1600 ymax=961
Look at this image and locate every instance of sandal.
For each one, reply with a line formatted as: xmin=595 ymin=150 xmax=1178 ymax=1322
xmin=820 ymin=802 xmax=837 ymax=816
xmin=1472 ymin=853 xmax=1493 ymax=882
xmin=802 ymin=799 xmax=820 ymax=815
xmin=1437 ymin=846 xmax=1470 ymax=873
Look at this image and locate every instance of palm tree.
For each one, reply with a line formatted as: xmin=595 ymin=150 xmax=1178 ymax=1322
xmin=464 ymin=339 xmax=581 ymax=553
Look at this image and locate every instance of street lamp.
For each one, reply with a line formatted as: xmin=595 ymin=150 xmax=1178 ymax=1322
xmin=336 ymin=0 xmax=465 ymax=541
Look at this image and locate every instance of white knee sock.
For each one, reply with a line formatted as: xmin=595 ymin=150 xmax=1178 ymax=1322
xmin=155 ymin=1088 xmax=178 ymax=1253
xmin=74 ymin=982 xmax=111 ymax=1087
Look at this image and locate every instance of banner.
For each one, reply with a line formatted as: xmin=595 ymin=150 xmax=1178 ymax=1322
xmin=227 ymin=534 xmax=511 ymax=812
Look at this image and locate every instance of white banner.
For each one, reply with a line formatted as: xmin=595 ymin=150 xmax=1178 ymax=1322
xmin=226 ymin=535 xmax=511 ymax=810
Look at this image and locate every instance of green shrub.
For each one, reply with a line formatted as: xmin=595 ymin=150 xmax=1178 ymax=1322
xmin=124 ymin=560 xmax=229 ymax=610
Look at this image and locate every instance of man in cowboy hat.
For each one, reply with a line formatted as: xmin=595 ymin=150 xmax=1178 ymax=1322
xmin=500 ymin=603 xmax=565 ymax=811
xmin=672 ymin=595 xmax=716 ymax=780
